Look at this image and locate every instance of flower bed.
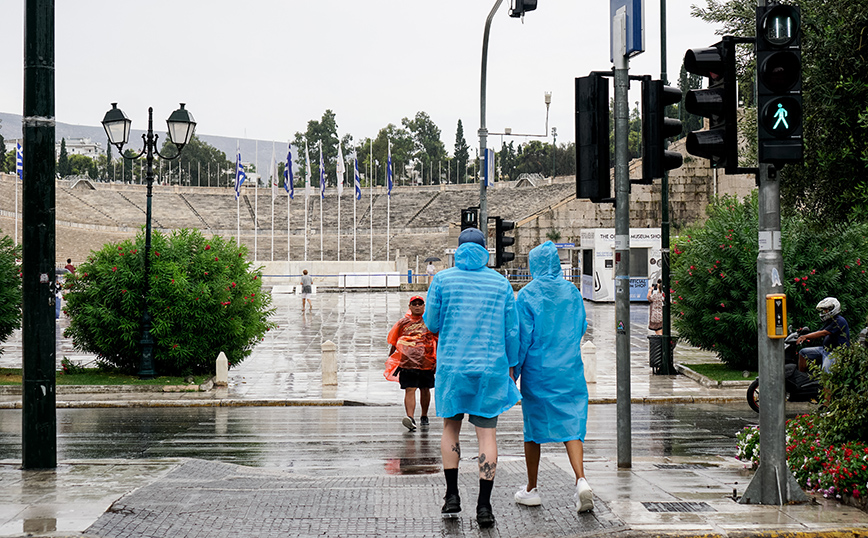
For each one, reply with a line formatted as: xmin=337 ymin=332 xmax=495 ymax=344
xmin=736 ymin=414 xmax=868 ymax=511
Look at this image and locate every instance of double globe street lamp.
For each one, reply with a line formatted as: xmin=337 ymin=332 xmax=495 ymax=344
xmin=101 ymin=103 xmax=196 ymax=378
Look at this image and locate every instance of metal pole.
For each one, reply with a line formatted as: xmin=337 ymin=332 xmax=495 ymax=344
xmin=660 ymin=0 xmax=673 ymax=375
xmin=22 ymin=0 xmax=56 ymax=470
xmin=614 ymin=41 xmax=632 ymax=470
xmin=139 ymin=108 xmax=157 ymax=379
xmin=479 ymin=0 xmax=503 ymax=231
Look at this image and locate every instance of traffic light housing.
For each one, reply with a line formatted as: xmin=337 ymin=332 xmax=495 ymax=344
xmin=509 ymin=0 xmax=537 ymax=17
xmin=641 ymin=77 xmax=684 ymax=181
xmin=575 ymin=73 xmax=611 ymax=202
xmin=461 ymin=207 xmax=479 ymax=230
xmin=493 ymin=217 xmax=515 ymax=268
xmin=756 ymin=4 xmax=802 ymax=164
xmin=684 ymin=37 xmax=738 ymax=173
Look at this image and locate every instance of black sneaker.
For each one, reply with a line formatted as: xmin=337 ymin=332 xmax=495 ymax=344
xmin=476 ymin=505 xmax=495 ymax=528
xmin=441 ymin=493 xmax=461 ymax=518
xmin=420 ymin=416 xmax=430 ymax=427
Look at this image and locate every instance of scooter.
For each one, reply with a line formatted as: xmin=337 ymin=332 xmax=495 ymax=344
xmin=746 ymin=327 xmax=820 ymax=413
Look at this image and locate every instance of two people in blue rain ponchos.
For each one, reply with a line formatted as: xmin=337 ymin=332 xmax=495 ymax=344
xmin=513 ymin=241 xmax=594 ymax=513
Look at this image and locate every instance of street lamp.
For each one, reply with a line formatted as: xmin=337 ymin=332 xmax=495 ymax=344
xmin=101 ymin=103 xmax=196 ymax=378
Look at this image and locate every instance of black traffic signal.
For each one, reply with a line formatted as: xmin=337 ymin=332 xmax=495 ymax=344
xmin=684 ymin=37 xmax=738 ymax=173
xmin=575 ymin=73 xmax=611 ymax=202
xmin=756 ymin=4 xmax=802 ymax=164
xmin=509 ymin=0 xmax=537 ymax=18
xmin=493 ymin=217 xmax=515 ymax=268
xmin=461 ymin=207 xmax=479 ymax=230
xmin=641 ymin=77 xmax=684 ymax=181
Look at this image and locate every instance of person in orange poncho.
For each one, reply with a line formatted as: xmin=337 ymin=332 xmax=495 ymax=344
xmin=386 ymin=295 xmax=437 ymax=432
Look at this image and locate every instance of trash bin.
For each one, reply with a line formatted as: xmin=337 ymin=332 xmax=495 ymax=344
xmin=648 ymin=335 xmax=678 ymax=375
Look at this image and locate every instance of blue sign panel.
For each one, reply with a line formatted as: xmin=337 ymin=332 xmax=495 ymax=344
xmin=610 ymin=0 xmax=645 ymax=60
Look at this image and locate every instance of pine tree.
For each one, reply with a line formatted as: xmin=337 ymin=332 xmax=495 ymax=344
xmin=58 ymin=138 xmax=70 ymax=177
xmin=454 ymin=120 xmax=470 ymax=184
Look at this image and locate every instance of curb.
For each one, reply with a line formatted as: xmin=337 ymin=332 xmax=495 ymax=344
xmin=675 ymin=363 xmax=754 ymax=388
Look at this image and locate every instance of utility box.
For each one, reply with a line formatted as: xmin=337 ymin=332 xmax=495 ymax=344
xmin=579 ymin=228 xmax=662 ymax=302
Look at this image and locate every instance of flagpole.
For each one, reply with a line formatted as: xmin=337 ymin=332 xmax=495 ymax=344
xmin=369 ymin=141 xmax=373 ymax=262
xmin=319 ymin=141 xmax=324 ymax=262
xmin=286 ymin=141 xmax=292 ymax=273
xmin=353 ymin=155 xmax=358 ymax=262
xmin=254 ymin=140 xmax=258 ymax=262
xmin=271 ymin=141 xmax=275 ymax=262
xmin=236 ymin=141 xmax=240 ymax=246
xmin=387 ymin=138 xmax=392 ymax=262
xmin=304 ymin=138 xmax=310 ymax=262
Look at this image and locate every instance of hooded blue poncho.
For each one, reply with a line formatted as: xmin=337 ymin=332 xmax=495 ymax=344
xmin=424 ymin=242 xmax=521 ymax=419
xmin=515 ymin=241 xmax=589 ymax=443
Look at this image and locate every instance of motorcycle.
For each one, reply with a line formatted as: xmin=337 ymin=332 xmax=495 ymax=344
xmin=746 ymin=327 xmax=820 ymax=413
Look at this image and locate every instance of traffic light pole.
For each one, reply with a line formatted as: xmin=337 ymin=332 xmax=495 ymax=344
xmin=614 ymin=52 xmax=632 ymax=470
xmin=478 ymin=0 xmax=504 ymax=232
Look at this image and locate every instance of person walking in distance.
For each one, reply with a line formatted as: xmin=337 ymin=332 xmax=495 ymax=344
xmin=513 ymin=241 xmax=594 ymax=513
xmin=385 ymin=296 xmax=437 ymax=431
xmin=300 ymin=270 xmax=313 ymax=312
xmin=647 ymin=278 xmax=664 ymax=335
xmin=423 ymin=227 xmax=521 ymax=528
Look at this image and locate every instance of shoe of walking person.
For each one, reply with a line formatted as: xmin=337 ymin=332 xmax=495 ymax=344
xmin=514 ymin=486 xmax=542 ymax=506
xmin=574 ymin=477 xmax=594 ymax=513
xmin=420 ymin=416 xmax=429 ymax=428
xmin=441 ymin=493 xmax=461 ymax=518
xmin=402 ymin=416 xmax=417 ymax=432
xmin=476 ymin=504 xmax=495 ymax=528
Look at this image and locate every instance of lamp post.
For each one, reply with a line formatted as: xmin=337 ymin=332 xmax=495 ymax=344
xmin=101 ymin=103 xmax=196 ymax=378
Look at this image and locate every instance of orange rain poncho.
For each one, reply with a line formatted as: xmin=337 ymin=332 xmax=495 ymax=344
xmin=384 ymin=312 xmax=437 ymax=382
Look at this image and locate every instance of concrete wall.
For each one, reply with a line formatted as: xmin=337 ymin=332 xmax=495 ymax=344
xmin=257 ymin=258 xmax=409 ymax=288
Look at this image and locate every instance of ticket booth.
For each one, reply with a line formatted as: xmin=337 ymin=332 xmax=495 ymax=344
xmin=579 ymin=228 xmax=662 ymax=302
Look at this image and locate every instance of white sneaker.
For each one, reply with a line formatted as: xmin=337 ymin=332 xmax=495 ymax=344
xmin=514 ymin=486 xmax=542 ymax=506
xmin=574 ymin=478 xmax=594 ymax=513
xmin=402 ymin=416 xmax=416 ymax=431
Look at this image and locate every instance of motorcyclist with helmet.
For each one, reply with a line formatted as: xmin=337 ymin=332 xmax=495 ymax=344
xmin=796 ymin=297 xmax=851 ymax=373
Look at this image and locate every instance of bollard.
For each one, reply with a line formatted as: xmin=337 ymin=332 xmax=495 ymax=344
xmin=582 ymin=341 xmax=597 ymax=384
xmin=321 ymin=340 xmax=338 ymax=386
xmin=215 ymin=351 xmax=229 ymax=386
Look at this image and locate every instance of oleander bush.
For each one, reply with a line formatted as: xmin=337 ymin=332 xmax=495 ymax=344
xmin=671 ymin=192 xmax=868 ymax=370
xmin=0 ymin=232 xmax=21 ymax=354
xmin=62 ymin=229 xmax=274 ymax=375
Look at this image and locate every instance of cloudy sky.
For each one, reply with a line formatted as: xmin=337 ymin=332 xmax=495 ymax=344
xmin=1 ymin=1 xmax=722 ymax=151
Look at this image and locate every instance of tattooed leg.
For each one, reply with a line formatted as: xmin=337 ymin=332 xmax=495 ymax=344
xmin=441 ymin=417 xmax=462 ymax=468
xmin=476 ymin=426 xmax=498 ymax=480
xmin=478 ymin=453 xmax=497 ymax=480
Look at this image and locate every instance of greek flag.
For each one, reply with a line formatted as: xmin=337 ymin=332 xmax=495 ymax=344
xmin=16 ymin=143 xmax=23 ymax=180
xmin=284 ymin=145 xmax=294 ymax=199
xmin=304 ymin=139 xmax=311 ymax=200
xmin=354 ymin=158 xmax=361 ymax=200
xmin=234 ymin=150 xmax=247 ymax=200
xmin=484 ymin=148 xmax=494 ymax=187
xmin=336 ymin=141 xmax=345 ymax=197
xmin=387 ymin=139 xmax=393 ymax=197
xmin=319 ymin=143 xmax=325 ymax=200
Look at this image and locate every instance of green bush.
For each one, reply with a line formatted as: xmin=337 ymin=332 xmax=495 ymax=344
xmin=63 ymin=229 xmax=274 ymax=375
xmin=0 ymin=232 xmax=21 ymax=354
xmin=817 ymin=345 xmax=868 ymax=446
xmin=671 ymin=193 xmax=868 ymax=370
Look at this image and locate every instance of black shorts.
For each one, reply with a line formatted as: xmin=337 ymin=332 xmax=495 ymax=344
xmin=398 ymin=368 xmax=435 ymax=389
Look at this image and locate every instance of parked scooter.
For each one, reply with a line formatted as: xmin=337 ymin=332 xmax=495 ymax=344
xmin=746 ymin=327 xmax=820 ymax=413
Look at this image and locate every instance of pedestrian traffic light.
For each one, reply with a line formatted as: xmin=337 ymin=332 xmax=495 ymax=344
xmin=756 ymin=4 xmax=802 ymax=164
xmin=641 ymin=77 xmax=684 ymax=182
xmin=493 ymin=217 xmax=515 ymax=268
xmin=509 ymin=0 xmax=537 ymax=18
xmin=684 ymin=37 xmax=738 ymax=173
xmin=575 ymin=73 xmax=611 ymax=202
xmin=461 ymin=207 xmax=478 ymax=230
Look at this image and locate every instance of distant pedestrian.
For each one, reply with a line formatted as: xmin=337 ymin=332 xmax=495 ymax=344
xmin=385 ymin=295 xmax=437 ymax=431
xmin=424 ymin=227 xmax=521 ymax=528
xmin=513 ymin=241 xmax=594 ymax=513
xmin=647 ymin=279 xmax=664 ymax=335
xmin=426 ymin=261 xmax=436 ymax=283
xmin=64 ymin=258 xmax=76 ymax=274
xmin=300 ymin=270 xmax=313 ymax=312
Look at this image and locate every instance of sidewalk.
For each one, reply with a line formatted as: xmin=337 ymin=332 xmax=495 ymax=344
xmin=1 ymin=291 xmax=867 ymax=537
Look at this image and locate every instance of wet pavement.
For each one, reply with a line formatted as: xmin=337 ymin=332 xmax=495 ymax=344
xmin=0 ymin=290 xmax=867 ymax=536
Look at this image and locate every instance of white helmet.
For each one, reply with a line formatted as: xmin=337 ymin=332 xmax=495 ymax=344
xmin=816 ymin=297 xmax=841 ymax=321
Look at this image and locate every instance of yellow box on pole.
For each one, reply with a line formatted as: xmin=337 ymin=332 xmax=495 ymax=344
xmin=766 ymin=293 xmax=787 ymax=338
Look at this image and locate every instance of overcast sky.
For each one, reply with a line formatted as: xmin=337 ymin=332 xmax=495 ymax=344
xmin=1 ymin=1 xmax=722 ymax=151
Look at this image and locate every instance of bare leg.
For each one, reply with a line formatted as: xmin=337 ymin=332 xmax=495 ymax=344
xmin=476 ymin=426 xmax=497 ymax=480
xmin=403 ymin=388 xmax=416 ymax=418
xmin=564 ymin=440 xmax=586 ymax=482
xmin=419 ymin=388 xmax=431 ymax=418
xmin=523 ymin=441 xmax=541 ymax=490
xmin=442 ymin=418 xmax=462 ymax=469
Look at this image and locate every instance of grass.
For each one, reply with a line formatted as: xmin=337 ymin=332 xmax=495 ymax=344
xmin=0 ymin=367 xmax=210 ymax=386
xmin=683 ymin=362 xmax=757 ymax=382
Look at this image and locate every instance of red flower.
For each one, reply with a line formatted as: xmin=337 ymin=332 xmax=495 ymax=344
xmin=112 ymin=266 xmax=117 ymax=272
xmin=231 ymin=282 xmax=236 ymax=288
xmin=204 ymin=272 xmax=209 ymax=275
xmin=794 ymin=277 xmax=801 ymax=282
xmin=215 ymin=257 xmax=219 ymax=261
xmin=122 ymin=289 xmax=127 ymax=294
xmin=205 ymin=245 xmax=211 ymax=250
xmin=155 ymin=252 xmax=160 ymax=256
xmin=714 ymin=316 xmax=720 ymax=321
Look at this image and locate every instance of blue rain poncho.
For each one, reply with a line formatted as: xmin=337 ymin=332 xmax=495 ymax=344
xmin=424 ymin=242 xmax=521 ymax=419
xmin=515 ymin=241 xmax=589 ymax=443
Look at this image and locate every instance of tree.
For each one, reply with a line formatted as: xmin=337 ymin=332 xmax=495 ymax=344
xmin=692 ymin=0 xmax=868 ymax=222
xmin=454 ymin=120 xmax=470 ymax=184
xmin=370 ymin=125 xmax=412 ymax=186
xmin=0 ymin=133 xmax=6 ymax=173
xmin=677 ymin=62 xmax=704 ymax=140
xmin=68 ymin=154 xmax=97 ymax=179
xmin=0 ymin=231 xmax=21 ymax=356
xmin=160 ymin=134 xmax=231 ymax=187
xmin=291 ymin=110 xmax=353 ymax=188
xmin=499 ymin=141 xmax=518 ymax=181
xmin=63 ymin=229 xmax=274 ymax=375
xmin=402 ymin=112 xmax=447 ymax=184
xmin=607 ymin=101 xmax=642 ymax=165
xmin=57 ymin=138 xmax=71 ymax=178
